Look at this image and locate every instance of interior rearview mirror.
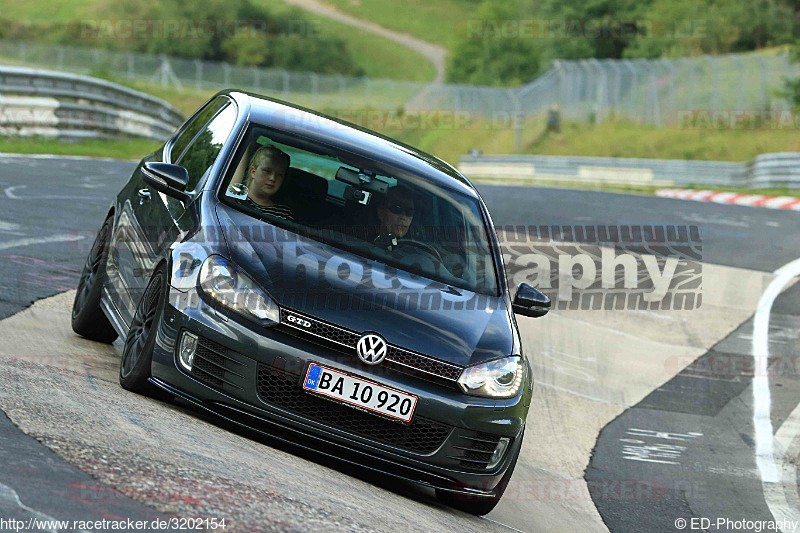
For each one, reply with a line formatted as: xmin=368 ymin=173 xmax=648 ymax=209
xmin=512 ymin=283 xmax=550 ymax=318
xmin=335 ymin=167 xmax=388 ymax=195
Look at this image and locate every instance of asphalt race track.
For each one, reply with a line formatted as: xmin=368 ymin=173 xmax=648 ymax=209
xmin=0 ymin=153 xmax=799 ymax=532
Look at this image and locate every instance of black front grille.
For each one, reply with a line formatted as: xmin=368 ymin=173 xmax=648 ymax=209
xmin=447 ymin=432 xmax=503 ymax=470
xmin=255 ymin=364 xmax=452 ymax=454
xmin=190 ymin=336 xmax=245 ymax=390
xmin=279 ymin=308 xmax=464 ymax=382
xmin=385 ymin=346 xmax=462 ymax=381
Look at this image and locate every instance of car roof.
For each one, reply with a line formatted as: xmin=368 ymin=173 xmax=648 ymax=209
xmin=222 ymin=90 xmax=479 ymax=198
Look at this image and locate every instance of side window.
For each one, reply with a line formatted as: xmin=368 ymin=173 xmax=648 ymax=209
xmin=170 ymin=96 xmax=227 ymax=163
xmin=176 ymin=104 xmax=237 ymax=192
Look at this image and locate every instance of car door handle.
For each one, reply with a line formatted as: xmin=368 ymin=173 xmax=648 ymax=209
xmin=138 ymin=188 xmax=151 ymax=205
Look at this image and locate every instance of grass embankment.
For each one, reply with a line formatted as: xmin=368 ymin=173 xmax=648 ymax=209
xmin=322 ymin=0 xmax=473 ymax=48
xmin=0 ymin=136 xmax=159 ymax=159
xmin=393 ymin=114 xmax=800 ymax=196
xmin=266 ymin=1 xmax=436 ymax=82
xmin=526 ymin=118 xmax=800 ymax=161
xmin=0 ymin=0 xmax=436 ymax=82
xmin=394 ymin=115 xmax=800 ymax=163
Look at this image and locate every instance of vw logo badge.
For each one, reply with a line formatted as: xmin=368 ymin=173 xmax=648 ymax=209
xmin=356 ymin=333 xmax=387 ymax=365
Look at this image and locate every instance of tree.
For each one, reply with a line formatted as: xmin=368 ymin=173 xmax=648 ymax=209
xmin=446 ymin=1 xmax=542 ymax=86
xmin=531 ymin=0 xmax=653 ymax=60
xmin=787 ymin=43 xmax=800 ymax=109
xmin=94 ymin=0 xmax=361 ymax=74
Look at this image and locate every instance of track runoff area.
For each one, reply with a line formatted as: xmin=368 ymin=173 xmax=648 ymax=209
xmin=0 ymin=154 xmax=799 ymax=531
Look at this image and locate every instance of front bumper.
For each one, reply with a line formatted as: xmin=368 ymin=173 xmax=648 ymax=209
xmin=152 ymin=286 xmax=529 ymax=495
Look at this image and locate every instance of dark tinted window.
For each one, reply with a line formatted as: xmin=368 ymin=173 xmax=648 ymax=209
xmin=219 ymin=127 xmax=499 ymax=296
xmin=170 ymin=96 xmax=227 ymax=163
xmin=176 ymin=104 xmax=236 ymax=191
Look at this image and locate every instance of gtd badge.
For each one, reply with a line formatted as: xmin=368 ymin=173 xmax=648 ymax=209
xmin=286 ymin=314 xmax=311 ymax=328
xmin=356 ymin=333 xmax=387 ymax=365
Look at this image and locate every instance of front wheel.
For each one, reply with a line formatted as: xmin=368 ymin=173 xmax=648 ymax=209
xmin=72 ymin=217 xmax=118 ymax=343
xmin=435 ymin=431 xmax=522 ymax=516
xmin=119 ymin=267 xmax=166 ymax=395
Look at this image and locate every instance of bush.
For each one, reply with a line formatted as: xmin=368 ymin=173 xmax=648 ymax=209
xmin=72 ymin=0 xmax=362 ymax=74
xmin=446 ymin=1 xmax=542 ymax=86
xmin=788 ymin=43 xmax=800 ymax=109
xmin=624 ymin=0 xmax=796 ymax=58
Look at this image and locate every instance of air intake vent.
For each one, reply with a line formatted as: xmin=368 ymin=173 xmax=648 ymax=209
xmin=190 ymin=335 xmax=245 ymax=391
xmin=447 ymin=431 xmax=504 ymax=470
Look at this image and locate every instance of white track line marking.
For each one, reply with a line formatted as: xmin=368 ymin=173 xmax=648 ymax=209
xmin=4 ymin=185 xmax=25 ymax=199
xmin=766 ymin=400 xmax=800 ymax=527
xmin=4 ymin=185 xmax=92 ymax=201
xmin=0 ymin=482 xmax=60 ymax=532
xmin=0 ymin=234 xmax=85 ymax=251
xmin=754 ymin=257 xmax=800 ymax=527
xmin=0 ymin=220 xmax=21 ymax=231
xmin=481 ymin=516 xmax=527 ymax=533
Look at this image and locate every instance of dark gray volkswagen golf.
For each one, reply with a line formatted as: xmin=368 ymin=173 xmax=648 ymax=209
xmin=71 ymin=90 xmax=550 ymax=515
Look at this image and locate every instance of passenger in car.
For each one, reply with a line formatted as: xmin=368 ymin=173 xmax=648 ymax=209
xmin=242 ymin=145 xmax=295 ymax=221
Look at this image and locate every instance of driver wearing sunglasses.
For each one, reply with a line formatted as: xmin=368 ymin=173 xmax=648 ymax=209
xmin=376 ymin=186 xmax=415 ymax=242
xmin=373 ymin=186 xmax=461 ymax=279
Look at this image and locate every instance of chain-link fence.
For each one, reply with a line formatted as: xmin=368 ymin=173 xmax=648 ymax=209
xmin=549 ymin=54 xmax=799 ymax=125
xmin=1 ymin=41 xmax=798 ymax=128
xmin=413 ymin=54 xmax=798 ymax=119
xmin=0 ymin=41 xmax=423 ymax=112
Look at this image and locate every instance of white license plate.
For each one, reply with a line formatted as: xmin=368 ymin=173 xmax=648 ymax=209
xmin=302 ymin=363 xmax=417 ymax=423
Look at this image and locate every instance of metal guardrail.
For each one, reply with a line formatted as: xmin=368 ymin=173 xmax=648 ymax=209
xmin=458 ymin=153 xmax=800 ymax=190
xmin=0 ymin=65 xmax=184 ymax=140
xmin=749 ymin=153 xmax=800 ymax=189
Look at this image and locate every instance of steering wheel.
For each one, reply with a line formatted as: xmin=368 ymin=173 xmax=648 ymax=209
xmin=395 ymin=238 xmax=445 ymax=264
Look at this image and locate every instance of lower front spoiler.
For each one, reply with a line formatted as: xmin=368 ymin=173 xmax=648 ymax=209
xmin=148 ymin=377 xmax=497 ymax=500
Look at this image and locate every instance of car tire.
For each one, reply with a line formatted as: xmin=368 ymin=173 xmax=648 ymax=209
xmin=71 ymin=217 xmax=118 ymax=343
xmin=435 ymin=431 xmax=522 ymax=516
xmin=119 ymin=266 xmax=169 ymax=398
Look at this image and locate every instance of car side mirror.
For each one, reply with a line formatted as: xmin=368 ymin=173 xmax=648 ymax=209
xmin=142 ymin=162 xmax=190 ymax=202
xmin=512 ymin=283 xmax=550 ymax=318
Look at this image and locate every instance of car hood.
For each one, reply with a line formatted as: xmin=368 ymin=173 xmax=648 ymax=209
xmin=215 ymin=203 xmax=513 ymax=366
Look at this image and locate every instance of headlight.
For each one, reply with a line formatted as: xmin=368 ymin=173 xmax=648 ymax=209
xmin=457 ymin=356 xmax=523 ymax=398
xmin=199 ymin=255 xmax=280 ymax=323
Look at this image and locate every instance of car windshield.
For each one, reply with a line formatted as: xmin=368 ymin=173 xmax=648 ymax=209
xmin=218 ymin=125 xmax=499 ymax=296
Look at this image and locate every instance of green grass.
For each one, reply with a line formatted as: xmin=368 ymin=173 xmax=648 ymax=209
xmin=99 ymin=78 xmax=219 ymax=116
xmin=266 ymin=1 xmax=436 ymax=81
xmin=390 ymin=113 xmax=547 ymax=166
xmin=322 ymin=0 xmax=475 ymax=48
xmin=0 ymin=136 xmax=159 ymax=159
xmin=328 ymin=17 xmax=436 ymax=81
xmin=391 ymin=113 xmax=800 ymax=166
xmin=0 ymin=0 xmax=436 ymax=82
xmin=526 ymin=118 xmax=800 ymax=161
xmin=0 ymin=0 xmax=99 ymax=22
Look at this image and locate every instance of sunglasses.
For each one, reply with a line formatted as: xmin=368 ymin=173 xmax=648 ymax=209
xmin=386 ymin=204 xmax=415 ymax=217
